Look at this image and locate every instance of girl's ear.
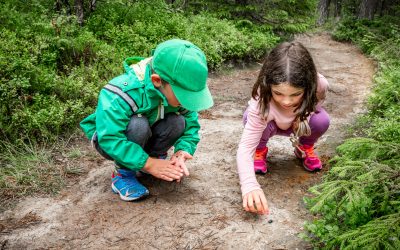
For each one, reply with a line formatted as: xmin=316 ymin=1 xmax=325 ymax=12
xmin=151 ymin=74 xmax=162 ymax=88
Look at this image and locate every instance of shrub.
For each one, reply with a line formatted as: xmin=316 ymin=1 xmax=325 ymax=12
xmin=304 ymin=16 xmax=400 ymax=249
xmin=0 ymin=0 xmax=279 ymax=143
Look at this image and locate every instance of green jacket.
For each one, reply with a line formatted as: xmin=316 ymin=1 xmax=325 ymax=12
xmin=80 ymin=57 xmax=200 ymax=170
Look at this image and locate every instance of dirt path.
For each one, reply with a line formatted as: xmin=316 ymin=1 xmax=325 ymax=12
xmin=0 ymin=33 xmax=375 ymax=249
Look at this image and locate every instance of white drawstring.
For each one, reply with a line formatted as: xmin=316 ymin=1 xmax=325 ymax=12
xmin=160 ymin=103 xmax=164 ymax=119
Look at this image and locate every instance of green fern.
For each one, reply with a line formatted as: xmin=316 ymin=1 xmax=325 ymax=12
xmin=337 ymin=213 xmax=400 ymax=249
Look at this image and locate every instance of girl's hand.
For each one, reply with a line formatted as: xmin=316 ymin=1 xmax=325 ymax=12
xmin=242 ymin=189 xmax=269 ymax=215
xmin=143 ymin=157 xmax=184 ymax=182
xmin=170 ymin=151 xmax=192 ymax=182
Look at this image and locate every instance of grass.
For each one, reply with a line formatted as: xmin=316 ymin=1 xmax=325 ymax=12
xmin=0 ymin=136 xmax=90 ymax=210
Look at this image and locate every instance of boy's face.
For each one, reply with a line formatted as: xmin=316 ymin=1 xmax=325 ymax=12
xmin=151 ymin=73 xmax=181 ymax=107
xmin=159 ymin=82 xmax=181 ymax=107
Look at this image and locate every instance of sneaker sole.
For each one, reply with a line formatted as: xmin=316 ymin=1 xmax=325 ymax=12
xmin=111 ymin=184 xmax=149 ymax=201
xmin=302 ymin=163 xmax=322 ymax=172
xmin=255 ymin=169 xmax=267 ymax=175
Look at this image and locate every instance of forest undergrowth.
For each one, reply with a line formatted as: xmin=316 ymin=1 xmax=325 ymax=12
xmin=302 ymin=16 xmax=400 ymax=249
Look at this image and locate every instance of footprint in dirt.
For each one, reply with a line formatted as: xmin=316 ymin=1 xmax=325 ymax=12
xmin=0 ymin=33 xmax=375 ymax=249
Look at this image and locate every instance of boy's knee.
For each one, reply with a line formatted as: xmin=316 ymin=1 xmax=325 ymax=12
xmin=125 ymin=115 xmax=151 ymax=146
xmin=158 ymin=113 xmax=186 ymax=138
xmin=144 ymin=113 xmax=185 ymax=156
xmin=164 ymin=113 xmax=185 ymax=137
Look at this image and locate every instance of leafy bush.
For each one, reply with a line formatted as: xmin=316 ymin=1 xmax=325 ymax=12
xmin=0 ymin=0 xmax=279 ymax=144
xmin=303 ymin=138 xmax=400 ymax=249
xmin=173 ymin=0 xmax=317 ymax=35
xmin=0 ymin=17 xmax=116 ymax=141
xmin=85 ymin=1 xmax=279 ymax=68
xmin=304 ymin=16 xmax=400 ymax=249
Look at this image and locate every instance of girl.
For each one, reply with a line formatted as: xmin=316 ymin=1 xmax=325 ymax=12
xmin=237 ymin=42 xmax=330 ymax=215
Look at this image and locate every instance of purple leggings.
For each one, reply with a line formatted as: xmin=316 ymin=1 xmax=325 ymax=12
xmin=243 ymin=107 xmax=330 ymax=149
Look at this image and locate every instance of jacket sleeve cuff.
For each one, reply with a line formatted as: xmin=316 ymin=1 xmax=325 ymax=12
xmin=137 ymin=153 xmax=149 ymax=170
xmin=174 ymin=142 xmax=195 ymax=156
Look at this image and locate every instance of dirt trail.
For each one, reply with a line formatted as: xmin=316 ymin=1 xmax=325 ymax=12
xmin=0 ymin=33 xmax=375 ymax=249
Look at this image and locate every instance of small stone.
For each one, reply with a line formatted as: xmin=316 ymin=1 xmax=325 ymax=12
xmin=268 ymin=219 xmax=273 ymax=223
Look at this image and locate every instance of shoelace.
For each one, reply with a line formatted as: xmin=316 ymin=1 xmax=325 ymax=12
xmin=124 ymin=178 xmax=141 ymax=187
xmin=255 ymin=148 xmax=267 ymax=160
xmin=300 ymin=146 xmax=317 ymax=158
xmin=115 ymin=170 xmax=141 ymax=185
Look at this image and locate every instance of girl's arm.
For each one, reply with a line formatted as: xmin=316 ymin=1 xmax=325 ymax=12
xmin=237 ymin=98 xmax=268 ymax=196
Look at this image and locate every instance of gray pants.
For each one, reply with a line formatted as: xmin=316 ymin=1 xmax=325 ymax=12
xmin=93 ymin=113 xmax=185 ymax=165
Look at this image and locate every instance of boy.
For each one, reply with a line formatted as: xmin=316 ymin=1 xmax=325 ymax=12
xmin=80 ymin=39 xmax=213 ymax=201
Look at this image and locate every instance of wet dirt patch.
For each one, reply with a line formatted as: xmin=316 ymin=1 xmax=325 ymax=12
xmin=0 ymin=33 xmax=375 ymax=249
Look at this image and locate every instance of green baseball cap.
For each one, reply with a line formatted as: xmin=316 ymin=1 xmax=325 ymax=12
xmin=152 ymin=39 xmax=213 ymax=112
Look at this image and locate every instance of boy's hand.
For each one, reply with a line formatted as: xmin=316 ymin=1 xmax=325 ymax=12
xmin=143 ymin=157 xmax=184 ymax=182
xmin=170 ymin=151 xmax=192 ymax=180
xmin=243 ymin=189 xmax=269 ymax=215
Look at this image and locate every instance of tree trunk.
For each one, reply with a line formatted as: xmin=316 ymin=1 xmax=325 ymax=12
xmin=379 ymin=0 xmax=398 ymax=16
xmin=334 ymin=0 xmax=342 ymax=17
xmin=75 ymin=0 xmax=84 ymax=26
xmin=54 ymin=0 xmax=72 ymax=15
xmin=89 ymin=0 xmax=96 ymax=12
xmin=359 ymin=0 xmax=379 ymax=20
xmin=235 ymin=0 xmax=248 ymax=5
xmin=317 ymin=0 xmax=331 ymax=26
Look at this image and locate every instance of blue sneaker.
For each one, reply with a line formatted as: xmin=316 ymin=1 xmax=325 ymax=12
xmin=111 ymin=168 xmax=149 ymax=201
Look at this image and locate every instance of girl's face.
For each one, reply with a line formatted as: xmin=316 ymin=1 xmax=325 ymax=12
xmin=271 ymin=82 xmax=304 ymax=110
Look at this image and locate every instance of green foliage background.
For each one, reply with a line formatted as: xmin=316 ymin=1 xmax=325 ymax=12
xmin=302 ymin=16 xmax=400 ymax=249
xmin=0 ymin=0 xmax=291 ymax=143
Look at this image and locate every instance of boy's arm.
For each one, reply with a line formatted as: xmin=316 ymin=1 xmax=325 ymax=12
xmin=173 ymin=109 xmax=200 ymax=156
xmin=96 ymin=90 xmax=149 ymax=170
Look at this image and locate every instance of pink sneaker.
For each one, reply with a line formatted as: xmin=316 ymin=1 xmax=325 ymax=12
xmin=254 ymin=147 xmax=268 ymax=174
xmin=294 ymin=144 xmax=322 ymax=171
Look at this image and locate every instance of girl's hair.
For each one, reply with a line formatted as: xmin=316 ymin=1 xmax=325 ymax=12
xmin=252 ymin=41 xmax=318 ymax=122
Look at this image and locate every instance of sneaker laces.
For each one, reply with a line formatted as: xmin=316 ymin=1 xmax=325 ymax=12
xmin=124 ymin=177 xmax=141 ymax=187
xmin=114 ymin=169 xmax=138 ymax=184
xmin=255 ymin=148 xmax=267 ymax=160
xmin=114 ymin=171 xmax=144 ymax=194
xmin=300 ymin=145 xmax=318 ymax=159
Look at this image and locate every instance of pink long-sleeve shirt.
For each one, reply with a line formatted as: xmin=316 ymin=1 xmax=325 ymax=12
xmin=237 ymin=73 xmax=329 ymax=196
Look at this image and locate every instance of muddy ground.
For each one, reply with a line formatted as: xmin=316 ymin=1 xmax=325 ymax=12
xmin=0 ymin=33 xmax=375 ymax=249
